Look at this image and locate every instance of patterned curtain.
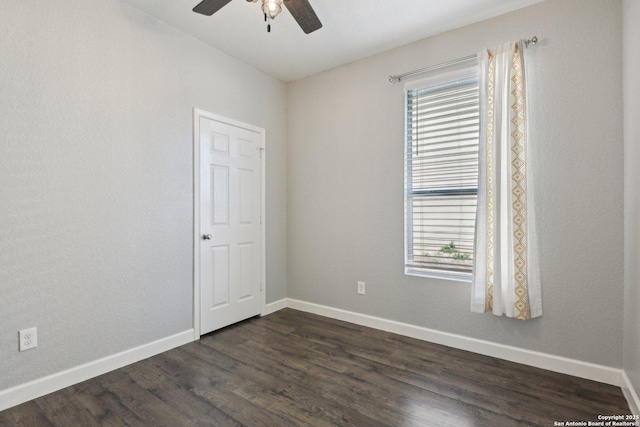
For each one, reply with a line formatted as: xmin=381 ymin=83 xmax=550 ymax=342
xmin=471 ymin=41 xmax=542 ymax=319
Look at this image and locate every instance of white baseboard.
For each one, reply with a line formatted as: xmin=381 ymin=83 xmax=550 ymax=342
xmin=262 ymin=298 xmax=288 ymax=316
xmin=286 ymin=298 xmax=623 ymax=387
xmin=1 ymin=300 xmax=635 ymax=415
xmin=0 ymin=329 xmax=194 ymax=412
xmin=622 ymin=371 xmax=640 ymax=415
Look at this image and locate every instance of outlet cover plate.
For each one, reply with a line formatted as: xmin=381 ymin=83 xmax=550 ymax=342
xmin=19 ymin=327 xmax=37 ymax=351
xmin=357 ymin=281 xmax=365 ymax=295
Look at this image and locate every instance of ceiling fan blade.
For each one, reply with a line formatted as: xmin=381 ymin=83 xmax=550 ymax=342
xmin=193 ymin=0 xmax=233 ymax=16
xmin=283 ymin=0 xmax=322 ymax=34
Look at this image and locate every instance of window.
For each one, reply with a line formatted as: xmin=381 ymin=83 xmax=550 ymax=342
xmin=404 ymin=66 xmax=480 ymax=281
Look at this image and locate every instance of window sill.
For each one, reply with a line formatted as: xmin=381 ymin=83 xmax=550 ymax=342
xmin=405 ymin=267 xmax=472 ymax=283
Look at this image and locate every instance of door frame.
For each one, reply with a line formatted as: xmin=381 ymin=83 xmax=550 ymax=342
xmin=192 ymin=108 xmax=267 ymax=340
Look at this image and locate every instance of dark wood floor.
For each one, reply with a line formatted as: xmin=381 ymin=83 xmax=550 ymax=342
xmin=0 ymin=309 xmax=631 ymax=426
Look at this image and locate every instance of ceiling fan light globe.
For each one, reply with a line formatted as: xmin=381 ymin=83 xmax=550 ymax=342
xmin=261 ymin=0 xmax=283 ymax=19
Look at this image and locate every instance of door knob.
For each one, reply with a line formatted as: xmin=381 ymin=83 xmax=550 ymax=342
xmin=202 ymin=234 xmax=212 ymax=240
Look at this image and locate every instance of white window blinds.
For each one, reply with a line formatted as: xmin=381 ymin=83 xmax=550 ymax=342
xmin=405 ymin=70 xmax=480 ymax=279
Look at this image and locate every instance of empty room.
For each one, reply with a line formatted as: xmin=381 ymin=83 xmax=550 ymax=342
xmin=1 ymin=0 xmax=639 ymax=425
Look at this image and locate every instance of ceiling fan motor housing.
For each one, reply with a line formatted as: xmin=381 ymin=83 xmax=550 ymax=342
xmin=195 ymin=0 xmax=322 ymax=34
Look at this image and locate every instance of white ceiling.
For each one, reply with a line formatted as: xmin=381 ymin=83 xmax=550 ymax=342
xmin=123 ymin=0 xmax=543 ymax=82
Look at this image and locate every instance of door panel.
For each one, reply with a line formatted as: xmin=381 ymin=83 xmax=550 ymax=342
xmin=210 ymin=245 xmax=229 ymax=308
xmin=199 ymin=117 xmax=263 ymax=334
xmin=211 ymin=166 xmax=229 ymax=226
xmin=238 ymin=168 xmax=254 ymax=224
xmin=238 ymin=243 xmax=253 ymax=299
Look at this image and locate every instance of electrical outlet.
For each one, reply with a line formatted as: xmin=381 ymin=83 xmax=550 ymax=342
xmin=19 ymin=327 xmax=37 ymax=351
xmin=357 ymin=281 xmax=365 ymax=295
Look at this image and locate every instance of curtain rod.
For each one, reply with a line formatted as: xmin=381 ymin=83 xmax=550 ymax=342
xmin=388 ymin=36 xmax=538 ymax=83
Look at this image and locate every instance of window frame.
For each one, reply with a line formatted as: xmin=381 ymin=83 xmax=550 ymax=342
xmin=403 ymin=63 xmax=480 ymax=282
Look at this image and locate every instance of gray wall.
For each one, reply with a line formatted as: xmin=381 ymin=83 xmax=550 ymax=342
xmin=287 ymin=0 xmax=624 ymax=367
xmin=0 ymin=0 xmax=287 ymax=391
xmin=624 ymin=0 xmax=640 ymax=398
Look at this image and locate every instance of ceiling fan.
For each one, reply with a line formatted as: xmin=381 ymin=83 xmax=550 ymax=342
xmin=193 ymin=0 xmax=322 ymax=34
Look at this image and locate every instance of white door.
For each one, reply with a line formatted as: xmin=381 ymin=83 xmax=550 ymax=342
xmin=198 ymin=115 xmax=264 ymax=335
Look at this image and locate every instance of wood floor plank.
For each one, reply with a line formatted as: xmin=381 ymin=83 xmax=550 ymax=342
xmin=67 ymin=380 xmax=147 ymax=427
xmin=0 ymin=401 xmax=54 ymax=427
xmin=198 ymin=329 xmax=416 ymax=424
xmin=264 ymin=309 xmax=630 ymax=419
xmin=225 ymin=314 xmax=534 ymax=426
xmin=158 ymin=347 xmax=298 ymax=427
xmin=0 ymin=308 xmax=631 ymax=426
xmin=102 ymin=375 xmax=197 ymax=427
xmin=34 ymin=388 xmax=102 ymax=427
xmin=185 ymin=337 xmax=389 ymax=426
xmin=123 ymin=358 xmax=242 ymax=426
